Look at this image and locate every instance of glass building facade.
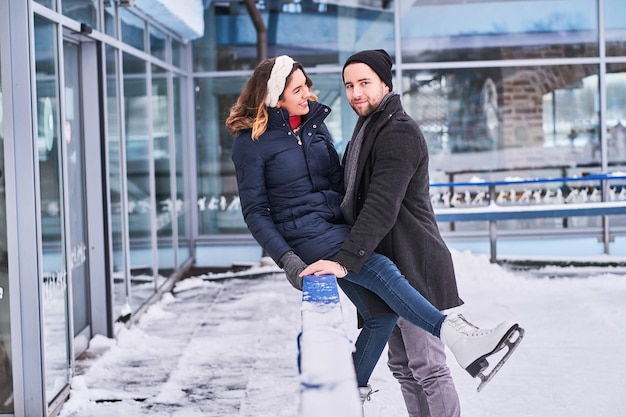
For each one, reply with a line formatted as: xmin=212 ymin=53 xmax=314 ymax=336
xmin=0 ymin=1 xmax=625 ymax=416
xmin=194 ymin=0 xmax=626 ymax=247
xmin=1 ymin=1 xmax=197 ymax=415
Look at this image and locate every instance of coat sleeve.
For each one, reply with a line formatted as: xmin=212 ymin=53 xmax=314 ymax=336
xmin=320 ymin=122 xmax=344 ymax=193
xmin=232 ymin=136 xmax=292 ymax=263
xmin=334 ymin=116 xmax=422 ymax=272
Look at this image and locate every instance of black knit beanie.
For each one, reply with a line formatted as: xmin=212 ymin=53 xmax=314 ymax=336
xmin=343 ymin=49 xmax=393 ymax=90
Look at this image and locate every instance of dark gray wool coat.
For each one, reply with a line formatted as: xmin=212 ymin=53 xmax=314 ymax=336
xmin=334 ymin=94 xmax=463 ymax=311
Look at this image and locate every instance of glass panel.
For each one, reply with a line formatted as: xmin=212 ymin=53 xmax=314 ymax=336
xmin=34 ymin=15 xmax=71 ymax=402
xmin=123 ymin=52 xmax=155 ymax=306
xmin=400 ymin=64 xmax=600 ymax=180
xmin=195 ymin=77 xmax=245 ymax=234
xmin=62 ymin=0 xmax=98 ymax=30
xmin=120 ymin=8 xmax=145 ymax=52
xmin=34 ymin=0 xmax=54 ymax=9
xmin=149 ymin=25 xmax=167 ymax=62
xmin=104 ymin=1 xmax=116 ymax=38
xmin=401 ymin=64 xmax=619 ymax=234
xmin=173 ymin=75 xmax=190 ymax=264
xmin=403 ymin=63 xmax=607 ymax=234
xmin=606 ymin=0 xmax=626 ymax=57
xmin=400 ymin=0 xmax=598 ymax=63
xmin=0 ymin=33 xmax=14 ymax=415
xmin=312 ymin=72 xmax=352 ymax=155
xmin=195 ymin=2 xmax=394 ymax=71
xmin=172 ymin=39 xmax=182 ymax=68
xmin=63 ymin=41 xmax=90 ymax=336
xmin=105 ymin=46 xmax=128 ymax=321
xmin=152 ymin=65 xmax=174 ymax=280
xmin=606 ymin=64 xmax=626 ymax=165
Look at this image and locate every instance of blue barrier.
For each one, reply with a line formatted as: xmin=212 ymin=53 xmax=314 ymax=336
xmin=430 ymin=172 xmax=626 ymax=188
xmin=299 ymin=274 xmax=362 ymax=417
xmin=434 ymin=201 xmax=626 ymax=263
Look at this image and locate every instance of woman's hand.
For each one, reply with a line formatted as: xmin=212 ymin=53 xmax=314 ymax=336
xmin=300 ymin=260 xmax=348 ymax=278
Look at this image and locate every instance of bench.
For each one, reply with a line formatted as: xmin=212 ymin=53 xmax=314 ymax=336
xmin=298 ymin=274 xmax=362 ymax=417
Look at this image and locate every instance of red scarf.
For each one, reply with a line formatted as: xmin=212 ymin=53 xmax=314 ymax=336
xmin=289 ymin=115 xmax=302 ymax=130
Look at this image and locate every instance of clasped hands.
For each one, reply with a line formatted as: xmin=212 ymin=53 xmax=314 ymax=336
xmin=299 ymin=259 xmax=348 ymax=279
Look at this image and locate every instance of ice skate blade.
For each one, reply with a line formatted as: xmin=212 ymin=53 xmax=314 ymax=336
xmin=466 ymin=357 xmax=489 ymax=378
xmin=464 ymin=322 xmax=517 ymax=377
xmin=475 ymin=326 xmax=524 ymax=392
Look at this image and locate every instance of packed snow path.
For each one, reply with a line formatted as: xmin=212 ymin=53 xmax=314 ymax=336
xmin=59 ymin=250 xmax=626 ymax=417
xmin=64 ymin=274 xmax=303 ymax=417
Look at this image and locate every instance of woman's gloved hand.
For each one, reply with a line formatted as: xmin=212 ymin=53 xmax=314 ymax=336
xmin=278 ymin=251 xmax=307 ymax=291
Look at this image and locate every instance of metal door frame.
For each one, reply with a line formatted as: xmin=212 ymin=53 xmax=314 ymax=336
xmin=60 ymin=29 xmax=108 ymax=360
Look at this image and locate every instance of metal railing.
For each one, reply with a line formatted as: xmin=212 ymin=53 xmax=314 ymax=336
xmin=431 ymin=173 xmax=626 ymax=262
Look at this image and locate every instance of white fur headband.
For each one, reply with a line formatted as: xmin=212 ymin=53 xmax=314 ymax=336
xmin=265 ymin=55 xmax=295 ymax=108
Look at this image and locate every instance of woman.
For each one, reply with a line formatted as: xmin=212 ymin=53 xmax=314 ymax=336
xmin=226 ymin=55 xmax=519 ymax=397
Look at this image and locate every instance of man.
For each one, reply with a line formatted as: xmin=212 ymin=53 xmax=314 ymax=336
xmin=334 ymin=49 xmax=463 ymax=417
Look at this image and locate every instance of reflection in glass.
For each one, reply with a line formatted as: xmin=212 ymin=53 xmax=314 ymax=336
xmin=403 ymin=64 xmax=621 ymax=233
xmin=63 ymin=41 xmax=90 ymax=338
xmin=34 ymin=0 xmax=53 ymax=9
xmin=172 ymin=39 xmax=182 ymax=69
xmin=34 ymin=15 xmax=71 ymax=402
xmin=606 ymin=64 xmax=626 ymax=164
xmin=62 ymin=0 xmax=98 ymax=30
xmin=104 ymin=2 xmax=116 ymax=39
xmin=195 ymin=77 xmax=246 ymax=235
xmin=606 ymin=0 xmax=626 ymax=57
xmin=307 ymin=72 xmax=350 ymax=155
xmin=401 ymin=65 xmax=599 ymax=178
xmin=152 ymin=65 xmax=173 ymax=281
xmin=0 ymin=33 xmax=14 ymax=415
xmin=123 ymin=52 xmax=155 ymax=307
xmin=120 ymin=8 xmax=145 ymax=52
xmin=105 ymin=46 xmax=129 ymax=321
xmin=149 ymin=26 xmax=167 ymax=62
xmin=196 ymin=2 xmax=394 ymax=71
xmin=400 ymin=0 xmax=598 ymax=63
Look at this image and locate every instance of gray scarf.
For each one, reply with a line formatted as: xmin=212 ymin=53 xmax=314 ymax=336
xmin=341 ymin=93 xmax=397 ymax=225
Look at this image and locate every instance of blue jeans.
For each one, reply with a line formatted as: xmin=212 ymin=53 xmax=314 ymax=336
xmin=337 ymin=252 xmax=446 ymax=387
xmin=338 ymin=279 xmax=398 ymax=387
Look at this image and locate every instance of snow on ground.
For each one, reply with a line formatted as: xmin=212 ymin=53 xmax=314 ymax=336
xmin=59 ymin=249 xmax=626 ymax=417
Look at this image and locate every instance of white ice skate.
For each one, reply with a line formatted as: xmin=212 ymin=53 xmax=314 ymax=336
xmin=441 ymin=313 xmax=524 ymax=392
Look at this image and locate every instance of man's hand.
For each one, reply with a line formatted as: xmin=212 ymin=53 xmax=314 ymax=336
xmin=300 ymin=260 xmax=348 ymax=279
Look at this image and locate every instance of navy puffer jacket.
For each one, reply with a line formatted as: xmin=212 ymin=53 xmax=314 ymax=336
xmin=232 ymin=100 xmax=351 ymax=264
